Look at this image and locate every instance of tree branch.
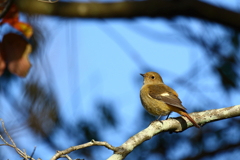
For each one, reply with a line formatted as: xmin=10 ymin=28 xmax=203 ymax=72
xmin=48 ymin=105 xmax=240 ymax=160
xmin=107 ymin=105 xmax=240 ymax=160
xmin=50 ymin=139 xmax=118 ymax=160
xmin=14 ymin=0 xmax=240 ymax=30
xmin=0 ymin=119 xmax=39 ymax=160
xmin=1 ymin=105 xmax=239 ymax=159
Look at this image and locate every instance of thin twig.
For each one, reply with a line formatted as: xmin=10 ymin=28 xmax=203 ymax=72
xmin=51 ymin=139 xmax=117 ymax=160
xmin=1 ymin=120 xmax=16 ymax=146
xmin=0 ymin=119 xmax=36 ymax=160
xmin=30 ymin=146 xmax=37 ymax=159
xmin=0 ymin=134 xmax=8 ymax=144
xmin=60 ymin=154 xmax=72 ymax=160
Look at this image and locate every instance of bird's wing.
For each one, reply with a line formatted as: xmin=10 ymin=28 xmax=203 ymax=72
xmin=148 ymin=84 xmax=187 ymax=111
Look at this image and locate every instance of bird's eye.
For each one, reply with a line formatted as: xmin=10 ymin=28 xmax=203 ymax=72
xmin=151 ymin=76 xmax=155 ymax=79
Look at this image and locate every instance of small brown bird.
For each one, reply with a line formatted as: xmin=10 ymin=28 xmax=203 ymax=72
xmin=140 ymin=72 xmax=200 ymax=128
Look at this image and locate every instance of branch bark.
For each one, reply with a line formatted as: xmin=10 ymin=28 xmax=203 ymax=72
xmin=106 ymin=105 xmax=240 ymax=160
xmin=1 ymin=105 xmax=240 ymax=159
xmin=14 ymin=0 xmax=240 ymax=30
xmin=0 ymin=119 xmax=38 ymax=160
xmin=47 ymin=105 xmax=240 ymax=160
xmin=50 ymin=139 xmax=117 ymax=160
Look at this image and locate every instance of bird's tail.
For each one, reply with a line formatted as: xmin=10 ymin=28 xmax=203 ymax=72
xmin=178 ymin=111 xmax=201 ymax=128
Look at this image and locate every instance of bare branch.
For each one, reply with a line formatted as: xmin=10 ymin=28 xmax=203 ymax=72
xmin=51 ymin=139 xmax=118 ymax=160
xmin=107 ymin=105 xmax=240 ymax=160
xmin=14 ymin=0 xmax=240 ymax=30
xmin=30 ymin=146 xmax=37 ymax=160
xmin=0 ymin=119 xmax=36 ymax=160
xmin=1 ymin=104 xmax=240 ymax=160
xmin=60 ymin=154 xmax=72 ymax=160
xmin=1 ymin=120 xmax=16 ymax=146
xmin=50 ymin=105 xmax=240 ymax=160
xmin=0 ymin=104 xmax=239 ymax=160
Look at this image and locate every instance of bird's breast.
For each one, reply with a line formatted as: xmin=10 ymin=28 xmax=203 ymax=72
xmin=140 ymin=85 xmax=171 ymax=116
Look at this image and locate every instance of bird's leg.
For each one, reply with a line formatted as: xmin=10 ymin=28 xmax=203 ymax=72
xmin=166 ymin=112 xmax=172 ymax=120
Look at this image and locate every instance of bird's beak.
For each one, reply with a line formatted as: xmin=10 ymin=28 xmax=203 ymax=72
xmin=140 ymin=73 xmax=144 ymax=77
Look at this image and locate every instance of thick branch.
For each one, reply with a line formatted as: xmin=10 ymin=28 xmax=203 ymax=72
xmin=14 ymin=0 xmax=240 ymax=30
xmin=50 ymin=105 xmax=240 ymax=160
xmin=1 ymin=105 xmax=239 ymax=159
xmin=107 ymin=105 xmax=240 ymax=160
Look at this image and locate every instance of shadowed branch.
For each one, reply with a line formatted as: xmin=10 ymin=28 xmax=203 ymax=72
xmin=14 ymin=0 xmax=240 ymax=30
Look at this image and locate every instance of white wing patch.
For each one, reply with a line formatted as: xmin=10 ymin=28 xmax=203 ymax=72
xmin=147 ymin=93 xmax=152 ymax=98
xmin=161 ymin=92 xmax=169 ymax=96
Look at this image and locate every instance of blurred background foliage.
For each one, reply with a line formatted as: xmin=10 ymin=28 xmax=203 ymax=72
xmin=0 ymin=0 xmax=240 ymax=160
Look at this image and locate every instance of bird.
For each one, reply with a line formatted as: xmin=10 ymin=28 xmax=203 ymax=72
xmin=140 ymin=71 xmax=200 ymax=128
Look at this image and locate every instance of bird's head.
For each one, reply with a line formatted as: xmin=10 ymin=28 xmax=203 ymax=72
xmin=140 ymin=72 xmax=164 ymax=85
